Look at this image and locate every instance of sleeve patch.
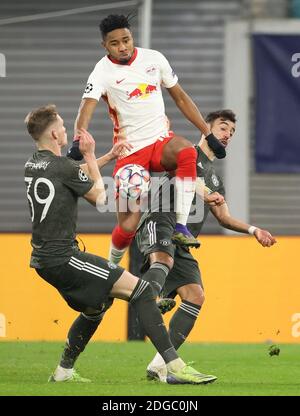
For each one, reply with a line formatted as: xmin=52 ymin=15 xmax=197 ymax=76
xmin=78 ymin=169 xmax=89 ymax=182
xmin=84 ymin=83 xmax=93 ymax=93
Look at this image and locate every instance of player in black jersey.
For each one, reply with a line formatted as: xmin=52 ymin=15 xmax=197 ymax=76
xmin=134 ymin=109 xmax=277 ymax=382
xmin=24 ymin=104 xmax=217 ymax=385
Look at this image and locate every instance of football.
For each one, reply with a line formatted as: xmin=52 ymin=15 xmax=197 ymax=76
xmin=115 ymin=164 xmax=151 ymax=199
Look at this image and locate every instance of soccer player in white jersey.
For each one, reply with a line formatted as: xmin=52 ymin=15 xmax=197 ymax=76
xmin=67 ymin=14 xmax=226 ymax=265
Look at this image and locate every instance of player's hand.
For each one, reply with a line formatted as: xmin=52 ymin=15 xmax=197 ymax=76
xmin=254 ymin=228 xmax=277 ymax=247
xmin=205 ymin=192 xmax=225 ymax=206
xmin=108 ymin=139 xmax=133 ymax=160
xmin=78 ymin=128 xmax=95 ymax=157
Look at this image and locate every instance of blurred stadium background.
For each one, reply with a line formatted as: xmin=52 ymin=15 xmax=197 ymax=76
xmin=0 ymin=0 xmax=300 ymax=345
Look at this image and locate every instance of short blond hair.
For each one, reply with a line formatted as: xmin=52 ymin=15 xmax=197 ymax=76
xmin=25 ymin=104 xmax=58 ymax=140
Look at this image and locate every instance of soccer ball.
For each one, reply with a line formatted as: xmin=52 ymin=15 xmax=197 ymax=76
xmin=115 ymin=164 xmax=150 ymax=199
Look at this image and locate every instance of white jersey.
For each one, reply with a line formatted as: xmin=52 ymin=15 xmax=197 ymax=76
xmin=82 ymin=47 xmax=178 ymax=157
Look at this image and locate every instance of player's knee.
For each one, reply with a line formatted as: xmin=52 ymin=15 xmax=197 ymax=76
xmin=150 ymin=252 xmax=174 ymax=270
xmin=197 ymin=290 xmax=205 ymax=306
xmin=178 ymin=284 xmax=204 ymax=306
xmin=176 ymin=138 xmax=196 ymax=157
xmin=178 ymin=145 xmax=197 ymax=160
xmin=119 ymin=223 xmax=137 ymax=234
xmin=174 ymin=135 xmax=194 ymax=149
xmin=82 ymin=298 xmax=114 ymax=320
xmin=81 ymin=310 xmax=104 ymax=322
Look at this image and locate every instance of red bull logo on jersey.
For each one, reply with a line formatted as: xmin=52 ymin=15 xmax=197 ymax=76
xmin=127 ymin=83 xmax=157 ymax=100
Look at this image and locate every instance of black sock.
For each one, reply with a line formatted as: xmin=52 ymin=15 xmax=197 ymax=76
xmin=142 ymin=262 xmax=170 ymax=297
xmin=129 ymin=279 xmax=178 ymax=364
xmin=169 ymin=300 xmax=201 ymax=350
xmin=60 ymin=311 xmax=103 ymax=369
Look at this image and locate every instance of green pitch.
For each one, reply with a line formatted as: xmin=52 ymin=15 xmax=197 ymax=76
xmin=0 ymin=342 xmax=299 ymax=396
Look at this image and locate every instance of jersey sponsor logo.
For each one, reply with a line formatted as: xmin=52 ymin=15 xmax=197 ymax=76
xmin=127 ymin=83 xmax=158 ymax=100
xmin=116 ymin=78 xmax=125 ymax=84
xmin=211 ymin=174 xmax=219 ymax=187
xmin=84 ymin=83 xmax=93 ymax=93
xmin=78 ymin=169 xmax=89 ymax=182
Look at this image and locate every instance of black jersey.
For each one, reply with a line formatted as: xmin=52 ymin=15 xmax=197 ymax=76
xmin=188 ymin=145 xmax=225 ymax=237
xmin=139 ymin=145 xmax=225 ymax=237
xmin=24 ymin=150 xmax=93 ymax=268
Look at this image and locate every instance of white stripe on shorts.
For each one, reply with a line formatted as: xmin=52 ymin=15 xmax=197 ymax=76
xmin=69 ymin=256 xmax=109 ymax=280
xmin=147 ymin=221 xmax=157 ymax=246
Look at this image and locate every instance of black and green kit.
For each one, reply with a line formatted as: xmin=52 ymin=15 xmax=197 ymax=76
xmin=24 ymin=150 xmax=123 ymax=312
xmin=136 ymin=145 xmax=226 ymax=297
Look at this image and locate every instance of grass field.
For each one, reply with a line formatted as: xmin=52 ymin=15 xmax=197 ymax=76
xmin=0 ymin=341 xmax=299 ymax=396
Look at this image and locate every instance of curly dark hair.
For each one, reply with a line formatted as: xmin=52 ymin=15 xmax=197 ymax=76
xmin=205 ymin=109 xmax=237 ymax=124
xmin=99 ymin=14 xmax=131 ymax=39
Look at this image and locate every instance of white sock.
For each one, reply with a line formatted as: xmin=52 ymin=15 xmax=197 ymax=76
xmin=108 ymin=242 xmax=127 ymax=265
xmin=166 ymin=357 xmax=185 ymax=373
xmin=149 ymin=352 xmax=166 ymax=369
xmin=175 ymin=178 xmax=196 ymax=225
xmin=53 ymin=365 xmax=73 ymax=381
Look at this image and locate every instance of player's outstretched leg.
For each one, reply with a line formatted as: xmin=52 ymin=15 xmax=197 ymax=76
xmin=140 ymin=261 xmax=176 ymax=313
xmin=117 ymin=274 xmax=216 ymax=385
xmin=48 ymin=309 xmax=105 ymax=382
xmin=147 ymin=298 xmax=202 ymax=382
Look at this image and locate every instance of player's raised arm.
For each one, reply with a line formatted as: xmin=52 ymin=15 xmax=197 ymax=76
xmin=80 ymin=140 xmax=133 ymax=174
xmin=78 ymin=128 xmax=106 ymax=206
xmin=167 ymin=84 xmax=226 ymax=158
xmin=195 ymin=177 xmax=225 ymax=206
xmin=211 ymin=202 xmax=277 ymax=247
xmin=75 ymin=98 xmax=98 ymax=133
xmin=67 ymin=98 xmax=98 ymax=161
xmin=167 ymin=83 xmax=210 ymax=136
xmin=96 ymin=140 xmax=133 ymax=169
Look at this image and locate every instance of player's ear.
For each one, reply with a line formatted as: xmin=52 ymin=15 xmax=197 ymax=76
xmin=51 ymin=129 xmax=58 ymax=141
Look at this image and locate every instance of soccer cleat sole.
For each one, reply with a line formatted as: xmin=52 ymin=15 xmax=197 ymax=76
xmin=146 ymin=369 xmax=160 ymax=381
xmin=171 ymin=234 xmax=201 ymax=248
xmin=146 ymin=369 xmax=167 ymax=383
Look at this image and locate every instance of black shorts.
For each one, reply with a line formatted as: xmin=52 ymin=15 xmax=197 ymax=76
xmin=163 ymin=246 xmax=203 ymax=298
xmin=136 ymin=212 xmax=203 ymax=297
xmin=36 ymin=250 xmax=124 ymax=313
xmin=136 ymin=212 xmax=176 ymax=262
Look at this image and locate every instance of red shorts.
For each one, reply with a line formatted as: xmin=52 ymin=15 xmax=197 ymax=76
xmin=112 ymin=132 xmax=174 ymax=177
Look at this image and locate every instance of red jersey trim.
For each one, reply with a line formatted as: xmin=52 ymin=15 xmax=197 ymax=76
xmin=101 ymin=95 xmax=120 ymax=144
xmin=107 ymin=47 xmax=138 ymax=66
